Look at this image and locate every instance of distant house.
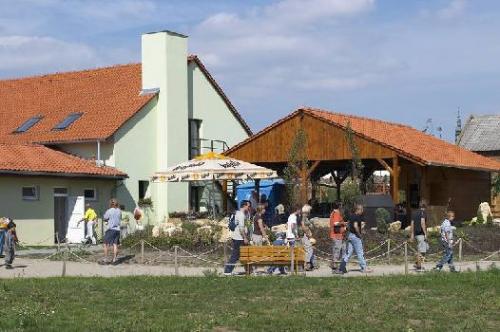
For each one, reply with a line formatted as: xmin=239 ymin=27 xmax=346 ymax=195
xmin=458 ymin=114 xmax=500 ymax=217
xmin=0 ymin=30 xmax=251 ymax=245
xmin=458 ymin=114 xmax=500 ymax=161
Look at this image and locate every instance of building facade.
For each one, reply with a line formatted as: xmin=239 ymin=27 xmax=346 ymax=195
xmin=0 ymin=30 xmax=251 ymax=244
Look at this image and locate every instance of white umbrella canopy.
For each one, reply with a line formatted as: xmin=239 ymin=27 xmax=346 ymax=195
xmin=152 ymin=152 xmax=277 ymax=183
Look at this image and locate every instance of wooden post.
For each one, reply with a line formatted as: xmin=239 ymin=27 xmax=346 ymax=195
xmin=459 ymin=238 xmax=463 ymax=262
xmin=140 ymin=240 xmax=145 ymax=264
xmin=56 ymin=232 xmax=60 ymax=253
xmin=387 ymin=239 xmax=391 ymax=264
xmin=62 ymin=260 xmax=66 ymax=277
xmin=392 ymin=156 xmax=400 ymax=204
xmin=404 ymin=242 xmax=408 ymax=276
xmin=174 ymin=245 xmax=179 ymax=276
xmin=290 ymin=245 xmax=295 ymax=275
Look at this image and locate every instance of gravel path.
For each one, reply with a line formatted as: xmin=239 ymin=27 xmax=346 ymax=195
xmin=0 ymin=258 xmax=496 ymax=279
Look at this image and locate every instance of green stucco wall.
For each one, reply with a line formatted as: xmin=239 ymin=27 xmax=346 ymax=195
xmin=0 ymin=176 xmax=115 ymax=245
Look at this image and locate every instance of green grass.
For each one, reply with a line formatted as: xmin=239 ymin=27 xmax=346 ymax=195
xmin=0 ymin=270 xmax=499 ymax=331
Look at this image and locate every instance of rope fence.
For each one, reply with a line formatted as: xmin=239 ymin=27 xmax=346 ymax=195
xmin=15 ymin=232 xmax=499 ymax=277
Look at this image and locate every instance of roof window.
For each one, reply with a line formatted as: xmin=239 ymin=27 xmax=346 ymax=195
xmin=53 ymin=113 xmax=82 ymax=130
xmin=14 ymin=116 xmax=43 ymax=133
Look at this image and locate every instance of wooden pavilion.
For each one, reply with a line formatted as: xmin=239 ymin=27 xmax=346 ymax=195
xmin=225 ymin=108 xmax=500 ymax=223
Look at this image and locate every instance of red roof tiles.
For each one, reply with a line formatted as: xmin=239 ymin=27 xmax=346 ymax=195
xmin=227 ymin=108 xmax=500 ymax=172
xmin=0 ymin=56 xmax=251 ymax=144
xmin=0 ymin=144 xmax=126 ymax=178
xmin=0 ymin=64 xmax=155 ymax=144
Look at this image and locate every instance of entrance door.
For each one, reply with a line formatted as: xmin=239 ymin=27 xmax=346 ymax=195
xmin=66 ymin=196 xmax=85 ymax=244
xmin=54 ymin=188 xmax=68 ymax=243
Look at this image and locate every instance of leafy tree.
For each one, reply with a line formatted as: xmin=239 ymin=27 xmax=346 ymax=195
xmin=375 ymin=208 xmax=391 ymax=234
xmin=493 ymin=174 xmax=500 ymax=197
xmin=283 ymin=128 xmax=309 ymax=209
xmin=343 ymin=121 xmax=364 ymax=211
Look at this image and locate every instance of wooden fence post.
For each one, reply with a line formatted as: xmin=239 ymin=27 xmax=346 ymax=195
xmin=140 ymin=240 xmax=145 ymax=264
xmin=290 ymin=244 xmax=295 ymax=275
xmin=404 ymin=242 xmax=408 ymax=276
xmin=387 ymin=239 xmax=391 ymax=264
xmin=174 ymin=245 xmax=179 ymax=276
xmin=458 ymin=238 xmax=463 ymax=262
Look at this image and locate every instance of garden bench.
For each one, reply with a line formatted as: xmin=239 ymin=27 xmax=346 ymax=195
xmin=239 ymin=245 xmax=305 ymax=274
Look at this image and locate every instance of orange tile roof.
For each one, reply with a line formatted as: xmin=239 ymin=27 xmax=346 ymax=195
xmin=0 ymin=144 xmax=126 ymax=178
xmin=0 ymin=64 xmax=155 ymax=144
xmin=0 ymin=56 xmax=251 ymax=144
xmin=227 ymin=107 xmax=500 ymax=172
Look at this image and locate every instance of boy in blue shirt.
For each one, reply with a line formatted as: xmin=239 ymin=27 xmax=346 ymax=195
xmin=4 ymin=220 xmax=18 ymax=269
xmin=267 ymin=232 xmax=287 ymax=275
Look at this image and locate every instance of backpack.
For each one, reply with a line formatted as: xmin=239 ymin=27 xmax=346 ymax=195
xmin=228 ymin=213 xmax=237 ymax=232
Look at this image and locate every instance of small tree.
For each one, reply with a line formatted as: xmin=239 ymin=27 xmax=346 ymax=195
xmin=343 ymin=121 xmax=364 ymax=212
xmin=375 ymin=208 xmax=391 ymax=234
xmin=283 ymin=128 xmax=309 ymax=210
xmin=493 ymin=174 xmax=500 ymax=197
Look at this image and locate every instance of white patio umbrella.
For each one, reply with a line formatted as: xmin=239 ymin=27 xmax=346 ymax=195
xmin=152 ymin=152 xmax=278 ymax=216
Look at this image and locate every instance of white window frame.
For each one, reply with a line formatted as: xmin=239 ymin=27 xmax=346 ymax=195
xmin=83 ymin=188 xmax=97 ymax=201
xmin=22 ymin=185 xmax=39 ymax=201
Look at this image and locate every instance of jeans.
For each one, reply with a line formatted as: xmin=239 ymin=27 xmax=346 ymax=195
xmin=342 ymin=233 xmax=367 ymax=271
xmin=224 ymin=239 xmax=244 ymax=274
xmin=331 ymin=238 xmax=345 ymax=268
xmin=268 ymin=239 xmax=287 ymax=275
xmin=0 ymin=230 xmax=5 ymax=256
xmin=436 ymin=240 xmax=454 ymax=269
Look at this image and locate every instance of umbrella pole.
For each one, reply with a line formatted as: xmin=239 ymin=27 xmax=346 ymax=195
xmin=211 ymin=179 xmax=216 ymax=220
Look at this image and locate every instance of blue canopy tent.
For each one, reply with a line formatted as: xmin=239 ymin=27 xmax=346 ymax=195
xmin=236 ymin=179 xmax=285 ymax=225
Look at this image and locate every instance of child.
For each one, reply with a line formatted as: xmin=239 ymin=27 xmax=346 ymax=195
xmin=267 ymin=232 xmax=287 ymax=275
xmin=434 ymin=211 xmax=457 ymax=272
xmin=4 ymin=220 xmax=18 ymax=269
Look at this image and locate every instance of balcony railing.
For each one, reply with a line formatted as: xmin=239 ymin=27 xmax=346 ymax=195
xmin=190 ymin=138 xmax=229 ymax=158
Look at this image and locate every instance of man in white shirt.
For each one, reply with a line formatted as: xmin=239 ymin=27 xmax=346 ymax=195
xmin=287 ymin=205 xmax=301 ymax=245
xmin=224 ymin=200 xmax=250 ymax=275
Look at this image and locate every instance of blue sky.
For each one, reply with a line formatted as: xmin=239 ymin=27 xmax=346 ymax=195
xmin=1 ymin=0 xmax=500 ymax=141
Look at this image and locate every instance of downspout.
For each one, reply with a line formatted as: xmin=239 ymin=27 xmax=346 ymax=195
xmin=96 ymin=140 xmax=102 ymax=167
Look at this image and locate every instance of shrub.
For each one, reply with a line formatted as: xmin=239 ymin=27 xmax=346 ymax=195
xmin=486 ymin=214 xmax=493 ymax=225
xmin=375 ymin=208 xmax=390 ymax=234
xmin=138 ymin=197 xmax=153 ymax=207
xmin=477 ymin=208 xmax=485 ymax=224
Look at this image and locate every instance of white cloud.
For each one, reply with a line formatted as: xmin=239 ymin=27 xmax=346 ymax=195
xmin=437 ymin=0 xmax=467 ymax=20
xmin=191 ymin=0 xmax=384 ymax=96
xmin=0 ymin=36 xmax=98 ymax=73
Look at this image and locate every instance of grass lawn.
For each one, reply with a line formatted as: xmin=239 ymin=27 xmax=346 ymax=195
xmin=0 ymin=270 xmax=498 ymax=331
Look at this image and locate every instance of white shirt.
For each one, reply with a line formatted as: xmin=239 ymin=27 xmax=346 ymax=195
xmin=232 ymin=210 xmax=246 ymax=240
xmin=287 ymin=213 xmax=298 ymax=239
xmin=440 ymin=219 xmax=453 ymax=242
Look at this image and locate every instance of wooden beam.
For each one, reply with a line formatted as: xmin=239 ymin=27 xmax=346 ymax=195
xmin=377 ymin=158 xmax=393 ymax=175
xmin=306 ymin=160 xmax=321 ymax=177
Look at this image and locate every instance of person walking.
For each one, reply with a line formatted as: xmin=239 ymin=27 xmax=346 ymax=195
xmin=434 ymin=211 xmax=458 ymax=272
xmin=286 ymin=205 xmax=301 ymax=246
xmin=411 ymin=200 xmax=429 ymax=271
xmin=224 ymin=200 xmax=250 ymax=275
xmin=338 ymin=204 xmax=373 ymax=274
xmin=252 ymin=204 xmax=268 ymax=246
xmin=329 ymin=201 xmax=346 ymax=272
xmin=4 ymin=220 xmax=18 ymax=269
xmin=103 ymin=199 xmax=122 ymax=264
xmin=0 ymin=217 xmax=8 ymax=258
xmin=80 ymin=203 xmax=98 ymax=245
xmin=300 ymin=204 xmax=315 ymax=271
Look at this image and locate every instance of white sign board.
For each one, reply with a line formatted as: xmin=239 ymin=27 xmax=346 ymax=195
xmin=66 ymin=196 xmax=85 ymax=244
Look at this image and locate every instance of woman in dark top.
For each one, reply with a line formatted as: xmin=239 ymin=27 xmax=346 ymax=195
xmin=252 ymin=204 xmax=268 ymax=245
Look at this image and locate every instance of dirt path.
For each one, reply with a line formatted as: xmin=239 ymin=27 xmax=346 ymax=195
xmin=0 ymin=258 xmax=496 ymax=279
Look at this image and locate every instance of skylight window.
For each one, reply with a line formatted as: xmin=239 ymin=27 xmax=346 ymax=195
xmin=53 ymin=113 xmax=82 ymax=130
xmin=14 ymin=116 xmax=43 ymax=133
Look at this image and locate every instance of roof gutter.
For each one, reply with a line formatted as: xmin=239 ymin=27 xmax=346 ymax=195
xmin=0 ymin=170 xmax=127 ymax=180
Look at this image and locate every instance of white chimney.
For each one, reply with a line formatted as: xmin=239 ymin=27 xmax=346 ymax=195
xmin=141 ymin=30 xmax=189 ymax=215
